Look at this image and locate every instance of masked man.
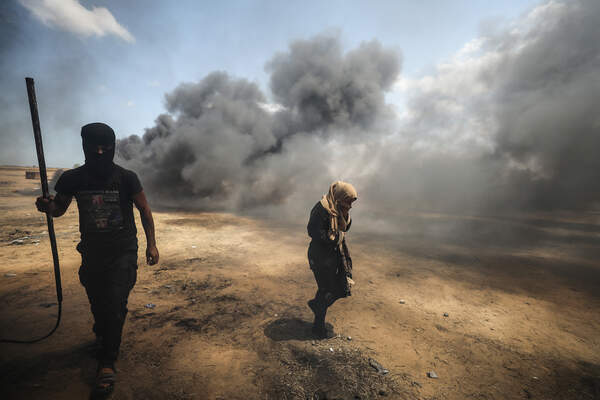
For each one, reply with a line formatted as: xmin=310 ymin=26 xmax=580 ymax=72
xmin=36 ymin=122 xmax=159 ymax=396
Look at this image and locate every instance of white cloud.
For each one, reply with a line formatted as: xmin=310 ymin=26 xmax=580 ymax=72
xmin=147 ymin=80 xmax=161 ymax=87
xmin=126 ymin=100 xmax=135 ymax=107
xmin=19 ymin=0 xmax=135 ymax=43
xmin=257 ymin=101 xmax=285 ymax=113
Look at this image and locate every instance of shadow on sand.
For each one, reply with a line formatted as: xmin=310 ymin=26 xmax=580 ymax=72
xmin=0 ymin=340 xmax=98 ymax=398
xmin=264 ymin=318 xmax=333 ymax=341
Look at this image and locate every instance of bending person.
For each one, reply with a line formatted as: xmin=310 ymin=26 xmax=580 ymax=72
xmin=307 ymin=181 xmax=357 ymax=338
xmin=36 ymin=122 xmax=159 ymax=397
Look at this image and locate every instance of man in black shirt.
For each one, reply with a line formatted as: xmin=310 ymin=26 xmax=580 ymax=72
xmin=36 ymin=122 xmax=159 ymax=396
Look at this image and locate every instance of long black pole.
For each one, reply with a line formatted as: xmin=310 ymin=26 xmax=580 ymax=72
xmin=25 ymin=77 xmax=63 ymax=305
xmin=0 ymin=79 xmax=64 ymax=343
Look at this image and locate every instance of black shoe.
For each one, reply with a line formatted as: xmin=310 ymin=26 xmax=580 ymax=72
xmin=312 ymin=323 xmax=335 ymax=339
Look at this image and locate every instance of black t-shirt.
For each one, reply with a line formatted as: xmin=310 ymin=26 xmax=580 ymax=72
xmin=55 ymin=164 xmax=142 ymax=252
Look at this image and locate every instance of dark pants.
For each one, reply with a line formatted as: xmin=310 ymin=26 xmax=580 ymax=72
xmin=78 ymin=249 xmax=137 ymax=365
xmin=310 ymin=264 xmax=345 ymax=327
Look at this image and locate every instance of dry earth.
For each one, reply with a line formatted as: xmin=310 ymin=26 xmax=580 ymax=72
xmin=1 ymin=165 xmax=599 ymax=400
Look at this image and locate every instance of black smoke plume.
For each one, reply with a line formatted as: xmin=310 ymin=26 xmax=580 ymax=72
xmin=117 ymin=34 xmax=400 ymax=213
xmin=118 ymin=1 xmax=600 ymax=221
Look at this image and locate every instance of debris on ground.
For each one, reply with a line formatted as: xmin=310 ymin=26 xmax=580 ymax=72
xmin=8 ymin=229 xmax=31 ymax=236
xmin=428 ymin=371 xmax=439 ymax=379
xmin=369 ymin=358 xmax=389 ymax=375
xmin=4 ymin=273 xmax=17 ymax=277
xmin=145 ymin=303 xmax=156 ymax=309
xmin=7 ymin=234 xmax=42 ymax=246
xmin=443 ymin=312 xmax=449 ymax=317
xmin=263 ymin=342 xmax=416 ymax=399
xmin=399 ymin=299 xmax=406 ymax=304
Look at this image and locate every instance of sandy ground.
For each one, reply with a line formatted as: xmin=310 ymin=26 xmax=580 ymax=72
xmin=1 ymin=165 xmax=599 ymax=400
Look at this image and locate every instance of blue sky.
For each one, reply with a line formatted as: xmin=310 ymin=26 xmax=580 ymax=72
xmin=1 ymin=0 xmax=540 ymax=167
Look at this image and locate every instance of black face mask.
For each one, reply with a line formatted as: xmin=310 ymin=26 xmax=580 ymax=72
xmin=81 ymin=123 xmax=116 ymax=179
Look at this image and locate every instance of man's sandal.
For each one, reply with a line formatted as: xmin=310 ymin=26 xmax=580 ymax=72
xmin=94 ymin=366 xmax=116 ymax=396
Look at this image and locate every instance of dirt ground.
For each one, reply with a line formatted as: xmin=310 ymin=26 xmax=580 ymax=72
xmin=1 ymin=165 xmax=599 ymax=400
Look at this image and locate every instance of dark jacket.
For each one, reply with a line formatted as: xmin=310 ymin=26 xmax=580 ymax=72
xmin=307 ymin=202 xmax=353 ymax=295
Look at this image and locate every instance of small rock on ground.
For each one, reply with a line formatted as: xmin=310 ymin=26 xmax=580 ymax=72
xmin=369 ymin=358 xmax=389 ymax=375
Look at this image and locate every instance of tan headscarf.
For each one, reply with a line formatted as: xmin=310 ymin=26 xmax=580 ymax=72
xmin=320 ymin=181 xmax=358 ymax=242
